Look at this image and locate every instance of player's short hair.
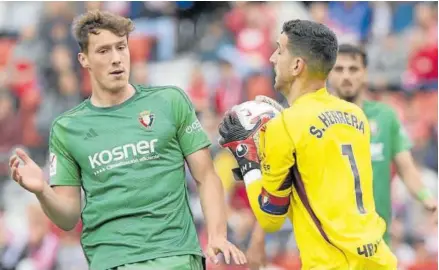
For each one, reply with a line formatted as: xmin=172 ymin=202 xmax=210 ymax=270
xmin=72 ymin=10 xmax=134 ymax=53
xmin=282 ymin=19 xmax=338 ymax=78
xmin=338 ymin=44 xmax=368 ymax=67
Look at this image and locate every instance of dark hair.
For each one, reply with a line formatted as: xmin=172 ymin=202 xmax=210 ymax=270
xmin=282 ymin=19 xmax=338 ymax=78
xmin=72 ymin=10 xmax=134 ymax=53
xmin=338 ymin=44 xmax=368 ymax=67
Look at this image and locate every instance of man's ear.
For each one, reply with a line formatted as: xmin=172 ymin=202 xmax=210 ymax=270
xmin=290 ymin=57 xmax=305 ymax=76
xmin=78 ymin=52 xmax=89 ymax=69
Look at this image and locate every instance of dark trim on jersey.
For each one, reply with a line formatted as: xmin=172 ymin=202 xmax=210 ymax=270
xmin=290 ymin=155 xmax=350 ymax=266
xmin=278 ymin=170 xmax=293 ymax=191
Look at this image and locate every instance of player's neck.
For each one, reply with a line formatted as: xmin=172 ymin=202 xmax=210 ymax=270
xmin=353 ymin=96 xmax=364 ymax=107
xmin=286 ymin=79 xmax=326 ymax=105
xmin=90 ymin=84 xmax=135 ymax=108
xmin=353 ymin=91 xmax=365 ymax=107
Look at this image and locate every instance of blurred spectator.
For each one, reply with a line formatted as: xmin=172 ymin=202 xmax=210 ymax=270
xmin=187 ymin=65 xmax=209 ymax=113
xmin=197 ymin=20 xmax=234 ymax=62
xmin=424 ymin=126 xmax=438 ymax=172
xmin=392 ymin=2 xmax=416 ymax=34
xmin=0 ymin=203 xmax=58 ymax=270
xmin=327 ymin=2 xmax=373 ymax=44
xmin=391 ymin=217 xmax=416 ymax=269
xmin=35 ymin=70 xmax=82 ymax=144
xmin=213 ymin=60 xmax=243 ymax=115
xmin=0 ymin=91 xmax=22 ymax=191
xmin=225 ymin=2 xmax=275 ymax=72
xmin=129 ymin=2 xmax=177 ymax=61
xmin=369 ymin=2 xmax=392 ymax=40
xmin=243 ymin=73 xmax=275 ymax=101
xmin=0 ymin=2 xmax=44 ymax=36
xmin=403 ymin=2 xmax=438 ymax=91
xmin=367 ymin=34 xmax=409 ymax=91
xmin=309 ymin=2 xmax=328 ymax=25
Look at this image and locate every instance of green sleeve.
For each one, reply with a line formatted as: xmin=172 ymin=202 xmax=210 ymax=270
xmin=49 ymin=122 xmax=81 ymax=186
xmin=390 ymin=109 xmax=412 ymax=158
xmin=172 ymin=88 xmax=211 ymax=157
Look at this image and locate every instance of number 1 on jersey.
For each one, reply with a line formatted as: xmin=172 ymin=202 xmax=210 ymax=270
xmin=342 ymin=144 xmax=366 ymax=214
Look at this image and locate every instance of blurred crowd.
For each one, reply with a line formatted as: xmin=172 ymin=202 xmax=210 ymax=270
xmin=0 ymin=1 xmax=437 ymax=270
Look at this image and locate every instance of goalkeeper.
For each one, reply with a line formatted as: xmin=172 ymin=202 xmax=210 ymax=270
xmin=9 ymin=10 xmax=246 ymax=270
xmin=219 ymin=20 xmax=397 ymax=269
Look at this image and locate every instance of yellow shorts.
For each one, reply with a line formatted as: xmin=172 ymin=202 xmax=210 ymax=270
xmin=301 ymin=239 xmax=397 ymax=270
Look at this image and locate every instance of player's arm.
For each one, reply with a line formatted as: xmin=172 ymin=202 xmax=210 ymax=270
xmin=10 ymin=123 xmax=81 ymax=231
xmin=40 ymin=123 xmax=82 ymax=231
xmin=219 ymin=111 xmax=295 ymax=233
xmin=245 ymin=115 xmax=295 ymax=232
xmin=171 ymin=89 xmax=226 ymax=238
xmin=186 ymin=149 xmax=227 ymax=239
xmin=173 ymin=88 xmax=246 ymax=265
xmin=390 ymin=111 xmax=437 ymax=211
xmin=37 ymin=187 xmax=81 ymax=231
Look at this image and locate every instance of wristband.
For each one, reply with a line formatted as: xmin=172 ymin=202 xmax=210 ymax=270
xmin=417 ymin=188 xmax=433 ymax=202
xmin=243 ymin=169 xmax=262 ymax=186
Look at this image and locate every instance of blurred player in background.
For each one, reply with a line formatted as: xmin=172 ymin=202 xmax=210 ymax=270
xmin=9 ymin=10 xmax=246 ymax=270
xmin=219 ymin=19 xmax=397 ymax=269
xmin=329 ymin=44 xmax=438 ymax=244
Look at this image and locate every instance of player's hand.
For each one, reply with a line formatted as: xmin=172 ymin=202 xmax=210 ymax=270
xmin=206 ymin=237 xmax=247 ymax=265
xmin=246 ymin=238 xmax=267 ymax=270
xmin=9 ymin=148 xmax=46 ymax=195
xmin=218 ymin=110 xmax=268 ymax=181
xmin=423 ymin=198 xmax=438 ymax=224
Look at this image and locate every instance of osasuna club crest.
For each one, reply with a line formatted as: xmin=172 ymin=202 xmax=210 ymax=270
xmin=139 ymin=111 xmax=155 ymax=129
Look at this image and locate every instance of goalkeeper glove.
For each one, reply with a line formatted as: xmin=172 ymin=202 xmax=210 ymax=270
xmin=219 ymin=96 xmax=285 ymax=183
xmin=219 ymin=110 xmax=265 ymax=182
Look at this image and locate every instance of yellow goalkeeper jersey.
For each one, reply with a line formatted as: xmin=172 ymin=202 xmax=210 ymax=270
xmin=246 ymin=88 xmax=396 ymax=269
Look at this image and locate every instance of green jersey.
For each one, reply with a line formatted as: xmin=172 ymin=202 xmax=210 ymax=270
xmin=362 ymin=100 xmax=411 ymax=242
xmin=49 ymin=85 xmax=211 ymax=270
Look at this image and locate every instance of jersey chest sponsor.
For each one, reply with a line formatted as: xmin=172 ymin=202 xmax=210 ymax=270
xmin=88 ymin=139 xmax=159 ymax=174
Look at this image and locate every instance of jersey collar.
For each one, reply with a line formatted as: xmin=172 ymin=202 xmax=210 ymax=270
xmin=294 ymin=87 xmax=329 ymax=104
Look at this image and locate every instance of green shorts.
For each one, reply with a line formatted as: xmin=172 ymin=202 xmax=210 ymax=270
xmin=115 ymin=255 xmax=205 ymax=270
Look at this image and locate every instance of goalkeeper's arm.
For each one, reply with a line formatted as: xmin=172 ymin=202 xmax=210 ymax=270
xmin=242 ymin=114 xmax=295 ymax=232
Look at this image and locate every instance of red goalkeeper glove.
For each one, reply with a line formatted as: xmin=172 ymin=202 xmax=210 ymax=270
xmin=218 ymin=110 xmax=270 ymax=182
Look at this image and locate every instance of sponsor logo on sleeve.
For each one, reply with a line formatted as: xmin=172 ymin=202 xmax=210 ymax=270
xmin=49 ymin=153 xmax=57 ymax=176
xmin=185 ymin=119 xmax=202 ymax=134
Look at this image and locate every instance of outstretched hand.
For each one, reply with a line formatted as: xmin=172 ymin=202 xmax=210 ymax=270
xmin=9 ymin=148 xmax=46 ymax=194
xmin=206 ymin=237 xmax=247 ymax=265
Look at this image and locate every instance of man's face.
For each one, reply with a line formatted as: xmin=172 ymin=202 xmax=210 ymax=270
xmin=329 ymin=54 xmax=366 ymax=102
xmin=79 ymin=29 xmax=130 ymax=92
xmin=270 ymin=33 xmax=295 ymax=94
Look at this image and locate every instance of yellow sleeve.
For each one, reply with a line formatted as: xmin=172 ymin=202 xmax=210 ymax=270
xmin=245 ymin=114 xmax=296 ymax=233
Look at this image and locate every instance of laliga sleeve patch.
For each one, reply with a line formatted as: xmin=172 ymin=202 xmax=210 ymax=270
xmin=49 ymin=153 xmax=57 ymax=177
xmin=258 ymin=188 xmax=290 ymax=215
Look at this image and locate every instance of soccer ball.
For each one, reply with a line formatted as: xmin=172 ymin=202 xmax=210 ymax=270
xmin=232 ymin=100 xmax=282 ymax=131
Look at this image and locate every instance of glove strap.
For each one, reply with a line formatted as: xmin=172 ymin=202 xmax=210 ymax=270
xmin=232 ymin=159 xmax=261 ymax=184
xmin=243 ymin=169 xmax=261 ymax=186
